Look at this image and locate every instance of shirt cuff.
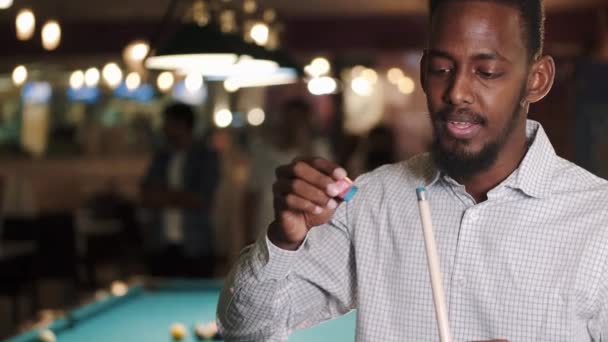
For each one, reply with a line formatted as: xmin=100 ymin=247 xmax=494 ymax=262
xmin=248 ymin=232 xmax=308 ymax=281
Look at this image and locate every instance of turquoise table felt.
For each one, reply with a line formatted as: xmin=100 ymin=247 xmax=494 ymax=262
xmin=8 ymin=280 xmax=356 ymax=342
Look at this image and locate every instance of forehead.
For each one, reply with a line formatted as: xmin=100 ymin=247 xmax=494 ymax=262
xmin=429 ymin=1 xmax=527 ymax=62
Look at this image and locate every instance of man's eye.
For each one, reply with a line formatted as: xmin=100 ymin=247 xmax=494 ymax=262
xmin=429 ymin=68 xmax=452 ymax=75
xmin=477 ymin=70 xmax=502 ymax=79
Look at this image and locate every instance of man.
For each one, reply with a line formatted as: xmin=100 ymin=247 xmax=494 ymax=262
xmin=218 ymin=0 xmax=608 ymax=341
xmin=140 ymin=102 xmax=219 ymax=278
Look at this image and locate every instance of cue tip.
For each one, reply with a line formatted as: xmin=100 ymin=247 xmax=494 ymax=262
xmin=416 ymin=187 xmax=427 ymax=201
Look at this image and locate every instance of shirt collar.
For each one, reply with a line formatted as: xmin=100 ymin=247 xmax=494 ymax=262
xmin=422 ymin=158 xmax=441 ymax=188
xmin=510 ymin=120 xmax=556 ymax=198
xmin=423 ymin=119 xmax=556 ymax=199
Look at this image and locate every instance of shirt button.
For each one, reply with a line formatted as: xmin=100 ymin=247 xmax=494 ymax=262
xmin=469 ymin=211 xmax=479 ymax=221
xmin=455 ymin=276 xmax=467 ymax=287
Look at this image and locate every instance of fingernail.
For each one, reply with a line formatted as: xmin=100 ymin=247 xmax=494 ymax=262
xmin=335 ymin=179 xmax=351 ymax=193
xmin=326 ymin=184 xmax=339 ymax=197
xmin=327 ymin=199 xmax=338 ymax=210
xmin=333 ymin=168 xmax=347 ymax=179
xmin=313 ymin=206 xmax=323 ymax=214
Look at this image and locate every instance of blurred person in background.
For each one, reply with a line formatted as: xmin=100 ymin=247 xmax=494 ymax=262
xmin=245 ymin=99 xmax=332 ymax=243
xmin=590 ymin=9 xmax=608 ymax=61
xmin=575 ymin=9 xmax=608 ymax=180
xmin=140 ymin=102 xmax=220 ymax=278
xmin=347 ymin=124 xmax=399 ymax=177
xmin=209 ymin=128 xmax=249 ymax=273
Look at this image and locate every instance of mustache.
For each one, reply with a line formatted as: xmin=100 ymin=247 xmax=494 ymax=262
xmin=432 ymin=107 xmax=487 ymax=126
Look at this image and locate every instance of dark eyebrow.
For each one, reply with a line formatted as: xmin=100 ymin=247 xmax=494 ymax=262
xmin=472 ymin=52 xmax=507 ymax=62
xmin=425 ymin=49 xmax=508 ymax=62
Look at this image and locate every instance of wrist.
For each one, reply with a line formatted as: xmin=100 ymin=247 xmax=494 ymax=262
xmin=267 ymin=221 xmax=304 ymax=251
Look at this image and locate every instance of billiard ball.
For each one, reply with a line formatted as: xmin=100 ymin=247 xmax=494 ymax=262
xmin=110 ymin=281 xmax=128 ymax=297
xmin=38 ymin=329 xmax=56 ymax=342
xmin=170 ymin=323 xmax=187 ymax=340
xmin=194 ymin=321 xmax=217 ymax=340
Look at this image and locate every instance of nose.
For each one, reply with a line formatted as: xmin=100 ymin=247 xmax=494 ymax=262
xmin=443 ymin=69 xmax=474 ymax=106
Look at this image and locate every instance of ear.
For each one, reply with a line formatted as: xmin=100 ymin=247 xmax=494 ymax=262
xmin=420 ymin=50 xmax=429 ymax=95
xmin=524 ymin=55 xmax=555 ymax=105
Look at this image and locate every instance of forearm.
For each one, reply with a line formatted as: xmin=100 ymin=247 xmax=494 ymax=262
xmin=217 ymin=219 xmax=356 ymax=341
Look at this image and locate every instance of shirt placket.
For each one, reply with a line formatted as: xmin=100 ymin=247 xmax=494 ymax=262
xmin=446 ymin=182 xmax=479 ymax=340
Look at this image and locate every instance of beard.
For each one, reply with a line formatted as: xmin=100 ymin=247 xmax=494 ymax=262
xmin=431 ymin=93 xmax=525 ymax=181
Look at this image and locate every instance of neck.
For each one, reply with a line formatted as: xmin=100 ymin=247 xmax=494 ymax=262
xmin=456 ymin=122 xmax=529 ymax=203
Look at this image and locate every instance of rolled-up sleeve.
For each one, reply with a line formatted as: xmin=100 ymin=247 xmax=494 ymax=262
xmin=217 ymin=203 xmax=356 ymax=341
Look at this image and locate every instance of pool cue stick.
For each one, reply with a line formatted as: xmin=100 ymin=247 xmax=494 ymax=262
xmin=416 ymin=187 xmax=452 ymax=342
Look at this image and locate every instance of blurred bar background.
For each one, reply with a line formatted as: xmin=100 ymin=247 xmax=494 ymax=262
xmin=0 ymin=0 xmax=606 ymax=338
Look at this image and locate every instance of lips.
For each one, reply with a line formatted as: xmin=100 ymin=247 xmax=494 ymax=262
xmin=445 ymin=120 xmax=481 ymax=139
xmin=438 ymin=111 xmax=484 ymax=139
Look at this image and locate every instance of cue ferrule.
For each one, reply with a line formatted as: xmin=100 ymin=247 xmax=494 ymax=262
xmin=416 ymin=187 xmax=427 ymax=201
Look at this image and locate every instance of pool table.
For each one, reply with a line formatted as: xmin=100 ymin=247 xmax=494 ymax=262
xmin=9 ymin=280 xmax=356 ymax=342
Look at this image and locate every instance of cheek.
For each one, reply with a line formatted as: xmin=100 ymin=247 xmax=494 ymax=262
xmin=478 ymin=91 xmax=504 ymax=114
xmin=425 ymin=84 xmax=447 ymax=111
xmin=477 ymin=75 xmax=527 ymax=114
xmin=478 ymin=89 xmax=520 ymax=126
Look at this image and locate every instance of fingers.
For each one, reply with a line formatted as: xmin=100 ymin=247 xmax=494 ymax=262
xmin=275 ymin=157 xmax=348 ymax=198
xmin=307 ymin=157 xmax=347 ymax=180
xmin=276 ymin=157 xmax=345 ymax=181
xmin=274 ymin=193 xmax=324 ymax=216
xmin=273 ymin=178 xmax=337 ymax=209
xmin=271 ymin=157 xmax=349 ymax=242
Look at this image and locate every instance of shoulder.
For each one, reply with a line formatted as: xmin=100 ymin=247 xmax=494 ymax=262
xmin=549 ymin=157 xmax=608 ymax=238
xmin=354 ymin=153 xmax=436 ymax=190
xmin=342 ymin=153 xmax=435 ymax=214
xmin=331 ymin=154 xmax=434 ymax=236
xmin=551 ymin=156 xmax=608 ymax=195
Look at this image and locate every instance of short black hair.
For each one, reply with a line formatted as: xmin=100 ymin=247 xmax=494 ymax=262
xmin=429 ymin=0 xmax=545 ymax=59
xmin=163 ymin=102 xmax=195 ymax=129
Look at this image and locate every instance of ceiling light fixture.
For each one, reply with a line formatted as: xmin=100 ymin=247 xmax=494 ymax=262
xmin=145 ymin=0 xmax=299 ymax=86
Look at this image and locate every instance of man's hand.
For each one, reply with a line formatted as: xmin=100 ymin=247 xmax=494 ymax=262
xmin=268 ymin=157 xmax=350 ymax=250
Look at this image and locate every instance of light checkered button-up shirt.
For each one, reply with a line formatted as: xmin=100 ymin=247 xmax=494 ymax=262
xmin=218 ymin=120 xmax=608 ymax=341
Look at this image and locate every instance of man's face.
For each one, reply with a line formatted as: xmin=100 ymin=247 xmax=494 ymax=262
xmin=423 ymin=1 xmax=531 ymax=178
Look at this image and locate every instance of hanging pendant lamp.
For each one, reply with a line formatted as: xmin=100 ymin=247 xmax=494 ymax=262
xmin=145 ymin=0 xmax=300 ymax=86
